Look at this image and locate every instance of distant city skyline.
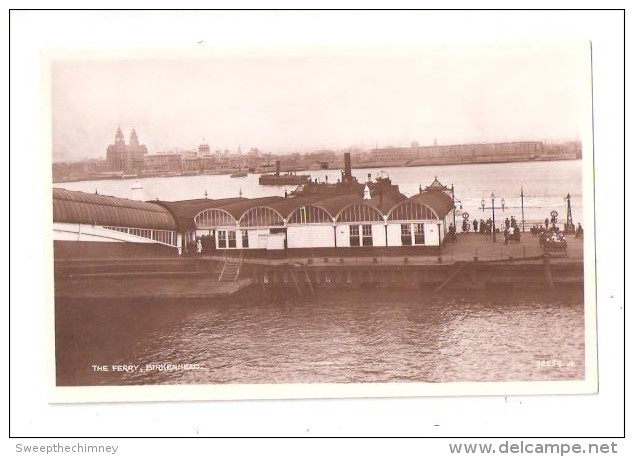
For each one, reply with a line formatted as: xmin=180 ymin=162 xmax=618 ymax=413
xmin=51 ymin=43 xmax=590 ymax=162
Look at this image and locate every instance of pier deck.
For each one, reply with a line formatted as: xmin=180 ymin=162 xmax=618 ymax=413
xmin=54 ymin=232 xmax=584 ymax=299
xmin=238 ymin=232 xmax=583 ymax=266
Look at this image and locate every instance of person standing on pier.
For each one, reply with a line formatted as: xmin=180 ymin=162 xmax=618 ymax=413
xmin=448 ymin=223 xmax=457 ymax=242
xmin=575 ymin=223 xmax=584 ymax=238
xmin=505 ymin=217 xmax=510 ymax=230
xmin=473 ymin=219 xmax=478 ymax=233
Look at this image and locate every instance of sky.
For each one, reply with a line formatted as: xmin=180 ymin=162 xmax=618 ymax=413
xmin=50 ymin=42 xmax=591 ymax=162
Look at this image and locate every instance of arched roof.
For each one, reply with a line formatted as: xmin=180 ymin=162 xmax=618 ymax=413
xmin=311 ymin=191 xmax=407 ymax=222
xmin=312 ymin=194 xmax=366 ymax=217
xmin=215 ymin=196 xmax=285 ymax=220
xmin=194 ymin=208 xmax=238 ymax=228
xmin=158 ymin=197 xmax=244 ymax=230
xmin=287 ymin=204 xmax=334 ymax=224
xmin=239 ymin=206 xmax=285 ymax=227
xmin=264 ymin=195 xmax=327 ymax=219
xmin=389 ymin=191 xmax=453 ymax=221
xmin=335 ymin=201 xmax=384 ymax=222
xmin=53 ymin=188 xmax=177 ymax=230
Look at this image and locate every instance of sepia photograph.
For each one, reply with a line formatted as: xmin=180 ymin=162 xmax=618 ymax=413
xmin=48 ymin=40 xmax=596 ymax=401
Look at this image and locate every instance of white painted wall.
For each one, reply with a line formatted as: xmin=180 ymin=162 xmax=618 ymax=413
xmin=426 ymin=223 xmax=440 ymax=245
xmin=386 ymin=223 xmax=402 ymax=247
xmin=287 ymin=225 xmax=335 ymax=248
xmin=266 ymin=233 xmax=286 ymax=250
xmin=248 ymin=229 xmax=270 ymax=249
xmin=335 ymin=224 xmax=350 ymax=247
xmin=371 ymin=223 xmax=387 ymax=247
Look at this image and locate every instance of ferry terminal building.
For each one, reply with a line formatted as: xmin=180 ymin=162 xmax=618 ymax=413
xmin=52 ymin=178 xmax=455 ymax=260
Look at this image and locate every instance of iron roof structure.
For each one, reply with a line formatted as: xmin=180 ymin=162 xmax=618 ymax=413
xmin=53 ymin=188 xmax=177 ymax=230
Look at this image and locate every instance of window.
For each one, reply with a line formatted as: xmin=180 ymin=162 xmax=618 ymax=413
xmin=242 ymin=230 xmax=249 ymax=248
xmin=240 ymin=207 xmax=284 ymax=227
xmin=414 ymin=223 xmax=425 ymax=245
xmin=349 ymin=224 xmax=360 ymax=246
xmin=288 ymin=206 xmax=332 ymax=224
xmin=218 ymin=230 xmax=227 ymax=248
xmin=228 ymin=230 xmax=237 ymax=248
xmin=194 ymin=209 xmax=236 ymax=229
xmin=103 ymin=226 xmax=177 ymax=246
xmin=401 ymin=223 xmax=412 ymax=246
xmin=362 ymin=224 xmax=373 ymax=247
xmin=337 ymin=204 xmax=383 ymax=222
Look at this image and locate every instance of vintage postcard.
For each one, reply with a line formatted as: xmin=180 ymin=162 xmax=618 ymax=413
xmin=46 ymin=42 xmax=597 ymax=403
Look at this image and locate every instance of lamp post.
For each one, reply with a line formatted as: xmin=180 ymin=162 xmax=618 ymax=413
xmin=564 ymin=193 xmax=573 ymax=232
xmin=451 ymin=183 xmax=464 ymax=233
xmin=451 ymin=184 xmax=456 ymax=230
xmin=520 ymin=186 xmax=525 ymax=233
xmin=481 ymin=192 xmax=505 ymax=242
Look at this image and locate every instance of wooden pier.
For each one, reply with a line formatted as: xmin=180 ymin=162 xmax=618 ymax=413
xmin=54 ymin=233 xmax=584 ymax=300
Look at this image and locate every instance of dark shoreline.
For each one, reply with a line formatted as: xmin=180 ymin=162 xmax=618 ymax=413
xmin=52 ymin=157 xmax=581 ymax=184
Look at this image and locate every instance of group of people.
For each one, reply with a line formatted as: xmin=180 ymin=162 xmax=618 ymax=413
xmin=502 ymin=216 xmax=521 ymax=244
xmin=472 ymin=218 xmax=496 ymax=239
xmin=184 ymin=235 xmax=215 ymax=256
xmin=448 ymin=216 xmax=522 ymax=244
xmin=530 ymin=220 xmax=583 ymax=239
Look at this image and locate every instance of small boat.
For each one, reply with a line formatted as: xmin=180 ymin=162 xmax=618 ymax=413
xmin=131 ymin=180 xmax=143 ymax=190
xmin=230 ymin=172 xmax=248 ymax=178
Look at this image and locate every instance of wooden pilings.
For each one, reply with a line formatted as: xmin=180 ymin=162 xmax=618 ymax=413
xmin=250 ymin=258 xmax=580 ymax=293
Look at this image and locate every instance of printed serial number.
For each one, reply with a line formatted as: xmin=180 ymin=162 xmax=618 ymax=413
xmin=536 ymin=359 xmax=576 ymax=369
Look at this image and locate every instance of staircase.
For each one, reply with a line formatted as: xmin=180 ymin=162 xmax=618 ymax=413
xmin=218 ymin=251 xmax=243 ymax=282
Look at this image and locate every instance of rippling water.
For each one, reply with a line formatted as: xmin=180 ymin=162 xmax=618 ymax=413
xmin=54 ymin=160 xmax=586 ymax=387
xmin=55 ymin=290 xmax=584 ymax=386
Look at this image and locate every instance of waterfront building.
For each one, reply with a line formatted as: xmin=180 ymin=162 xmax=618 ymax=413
xmin=198 ymin=143 xmax=211 ymax=156
xmin=53 ymin=188 xmax=180 ymax=258
xmin=143 ymin=153 xmax=182 ymax=173
xmin=200 ymin=156 xmax=217 ymax=172
xmin=386 ymin=190 xmax=454 ymax=247
xmin=53 ymin=158 xmax=107 ymax=182
xmin=182 ymin=156 xmax=201 ymax=174
xmin=105 ymin=128 xmax=148 ymax=172
xmin=53 ymin=178 xmax=454 ymax=258
xmin=371 ymin=141 xmax=546 ymax=165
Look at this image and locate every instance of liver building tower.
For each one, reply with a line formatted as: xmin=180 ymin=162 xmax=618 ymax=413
xmin=105 ymin=127 xmax=148 ymax=172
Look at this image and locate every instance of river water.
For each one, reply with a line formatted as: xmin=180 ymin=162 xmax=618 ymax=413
xmin=54 ymin=160 xmax=587 ymax=387
xmin=55 ymin=160 xmax=584 ymax=226
xmin=55 ymin=290 xmax=584 ymax=386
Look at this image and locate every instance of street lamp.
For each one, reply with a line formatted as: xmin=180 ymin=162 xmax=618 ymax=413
xmin=450 ymin=183 xmax=465 ymax=233
xmin=481 ymin=192 xmax=505 ymax=242
xmin=564 ymin=193 xmax=573 ymax=232
xmin=520 ymin=186 xmax=525 ymax=233
xmin=451 ymin=184 xmax=455 ymax=230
